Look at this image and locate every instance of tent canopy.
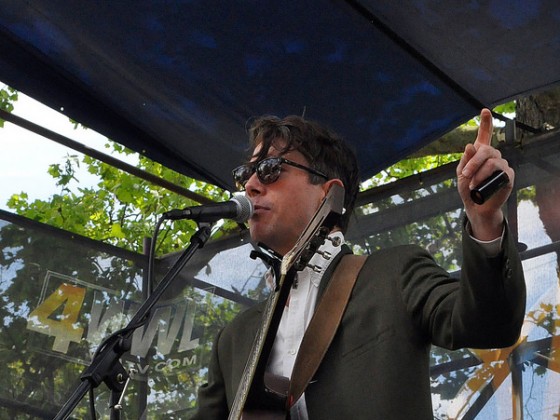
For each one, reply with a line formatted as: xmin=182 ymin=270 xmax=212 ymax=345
xmin=1 ymin=1 xmax=559 ymax=190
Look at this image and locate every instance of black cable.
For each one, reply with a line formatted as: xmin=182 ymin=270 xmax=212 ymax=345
xmin=147 ymin=216 xmax=166 ymax=295
xmin=86 ymin=215 xmax=168 ymax=417
xmin=88 ymin=386 xmax=96 ymax=420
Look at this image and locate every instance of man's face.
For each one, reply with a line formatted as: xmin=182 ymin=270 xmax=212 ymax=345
xmin=244 ymin=141 xmax=329 ymax=256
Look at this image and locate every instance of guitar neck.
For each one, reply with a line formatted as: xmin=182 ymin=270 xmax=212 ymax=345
xmin=228 ymin=270 xmax=293 ymax=419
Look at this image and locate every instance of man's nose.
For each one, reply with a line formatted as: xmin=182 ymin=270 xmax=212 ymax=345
xmin=244 ymin=171 xmax=262 ymax=196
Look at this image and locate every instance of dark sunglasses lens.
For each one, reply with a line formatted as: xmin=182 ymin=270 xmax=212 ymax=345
xmin=257 ymin=158 xmax=282 ymax=184
xmin=232 ymin=165 xmax=254 ymax=189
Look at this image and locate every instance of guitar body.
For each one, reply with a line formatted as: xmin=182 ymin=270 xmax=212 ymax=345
xmin=241 ymin=373 xmax=289 ymax=419
xmin=241 ymin=410 xmax=286 ymax=420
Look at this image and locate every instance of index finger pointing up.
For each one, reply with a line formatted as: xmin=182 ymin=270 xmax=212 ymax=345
xmin=475 ymin=108 xmax=493 ymax=148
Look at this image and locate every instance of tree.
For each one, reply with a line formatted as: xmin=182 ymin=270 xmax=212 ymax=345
xmin=517 ymin=86 xmax=560 ymax=256
xmin=5 ymin=144 xmax=242 ymax=255
xmin=0 ymin=84 xmax=17 ymax=127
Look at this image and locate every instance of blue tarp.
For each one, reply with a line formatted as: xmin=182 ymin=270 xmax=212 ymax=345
xmin=1 ymin=1 xmax=559 ymax=190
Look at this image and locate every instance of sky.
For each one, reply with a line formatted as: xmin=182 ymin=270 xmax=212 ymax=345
xmin=0 ymin=88 xmax=132 ymax=209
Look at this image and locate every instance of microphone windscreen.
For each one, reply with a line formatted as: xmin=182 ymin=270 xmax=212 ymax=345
xmin=231 ymin=195 xmax=253 ymax=222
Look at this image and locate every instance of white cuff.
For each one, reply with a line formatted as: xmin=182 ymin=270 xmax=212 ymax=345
xmin=466 ymin=221 xmax=505 ymax=257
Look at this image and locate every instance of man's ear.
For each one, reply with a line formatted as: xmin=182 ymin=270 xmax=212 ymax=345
xmin=322 ymin=178 xmax=344 ymax=196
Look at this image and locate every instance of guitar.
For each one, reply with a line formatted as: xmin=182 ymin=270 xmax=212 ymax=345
xmin=228 ymin=184 xmax=345 ymax=420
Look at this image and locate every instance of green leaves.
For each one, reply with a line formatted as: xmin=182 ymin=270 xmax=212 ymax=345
xmin=0 ymin=85 xmax=18 ymax=127
xmin=6 ymin=144 xmax=229 ymax=254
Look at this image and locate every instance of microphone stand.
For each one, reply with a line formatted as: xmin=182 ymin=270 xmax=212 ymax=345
xmin=54 ymin=224 xmax=213 ymax=420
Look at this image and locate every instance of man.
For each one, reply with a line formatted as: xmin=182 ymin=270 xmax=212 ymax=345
xmin=193 ymin=109 xmax=526 ymax=419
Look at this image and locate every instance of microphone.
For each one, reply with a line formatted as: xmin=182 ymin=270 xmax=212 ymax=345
xmin=163 ymin=195 xmax=253 ymax=223
xmin=470 ymin=170 xmax=510 ymax=205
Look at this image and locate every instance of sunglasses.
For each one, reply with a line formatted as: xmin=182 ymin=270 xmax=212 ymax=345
xmin=232 ymin=156 xmax=328 ymax=191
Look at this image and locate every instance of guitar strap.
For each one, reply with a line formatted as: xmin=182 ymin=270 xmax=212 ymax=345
xmin=286 ymin=254 xmax=368 ymax=408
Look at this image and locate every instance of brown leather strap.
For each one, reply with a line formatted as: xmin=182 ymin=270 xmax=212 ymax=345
xmin=287 ymin=254 xmax=367 ymax=407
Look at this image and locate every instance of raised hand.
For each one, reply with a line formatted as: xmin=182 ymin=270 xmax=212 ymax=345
xmin=456 ymin=108 xmax=514 ymax=240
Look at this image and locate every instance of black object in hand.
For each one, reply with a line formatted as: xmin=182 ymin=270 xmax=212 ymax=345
xmin=470 ymin=170 xmax=510 ymax=205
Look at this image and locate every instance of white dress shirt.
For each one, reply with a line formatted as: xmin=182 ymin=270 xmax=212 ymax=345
xmin=266 ymin=231 xmax=344 ymax=419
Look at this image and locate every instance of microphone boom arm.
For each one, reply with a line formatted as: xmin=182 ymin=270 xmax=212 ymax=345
xmin=54 ymin=223 xmax=213 ymax=419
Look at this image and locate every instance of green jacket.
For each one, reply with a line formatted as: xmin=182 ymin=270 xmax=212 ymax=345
xmin=193 ymin=223 xmax=526 ymax=419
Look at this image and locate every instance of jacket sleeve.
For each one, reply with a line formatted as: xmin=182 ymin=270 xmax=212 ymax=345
xmin=191 ymin=328 xmax=229 ymax=420
xmin=400 ymin=220 xmax=526 ymax=350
